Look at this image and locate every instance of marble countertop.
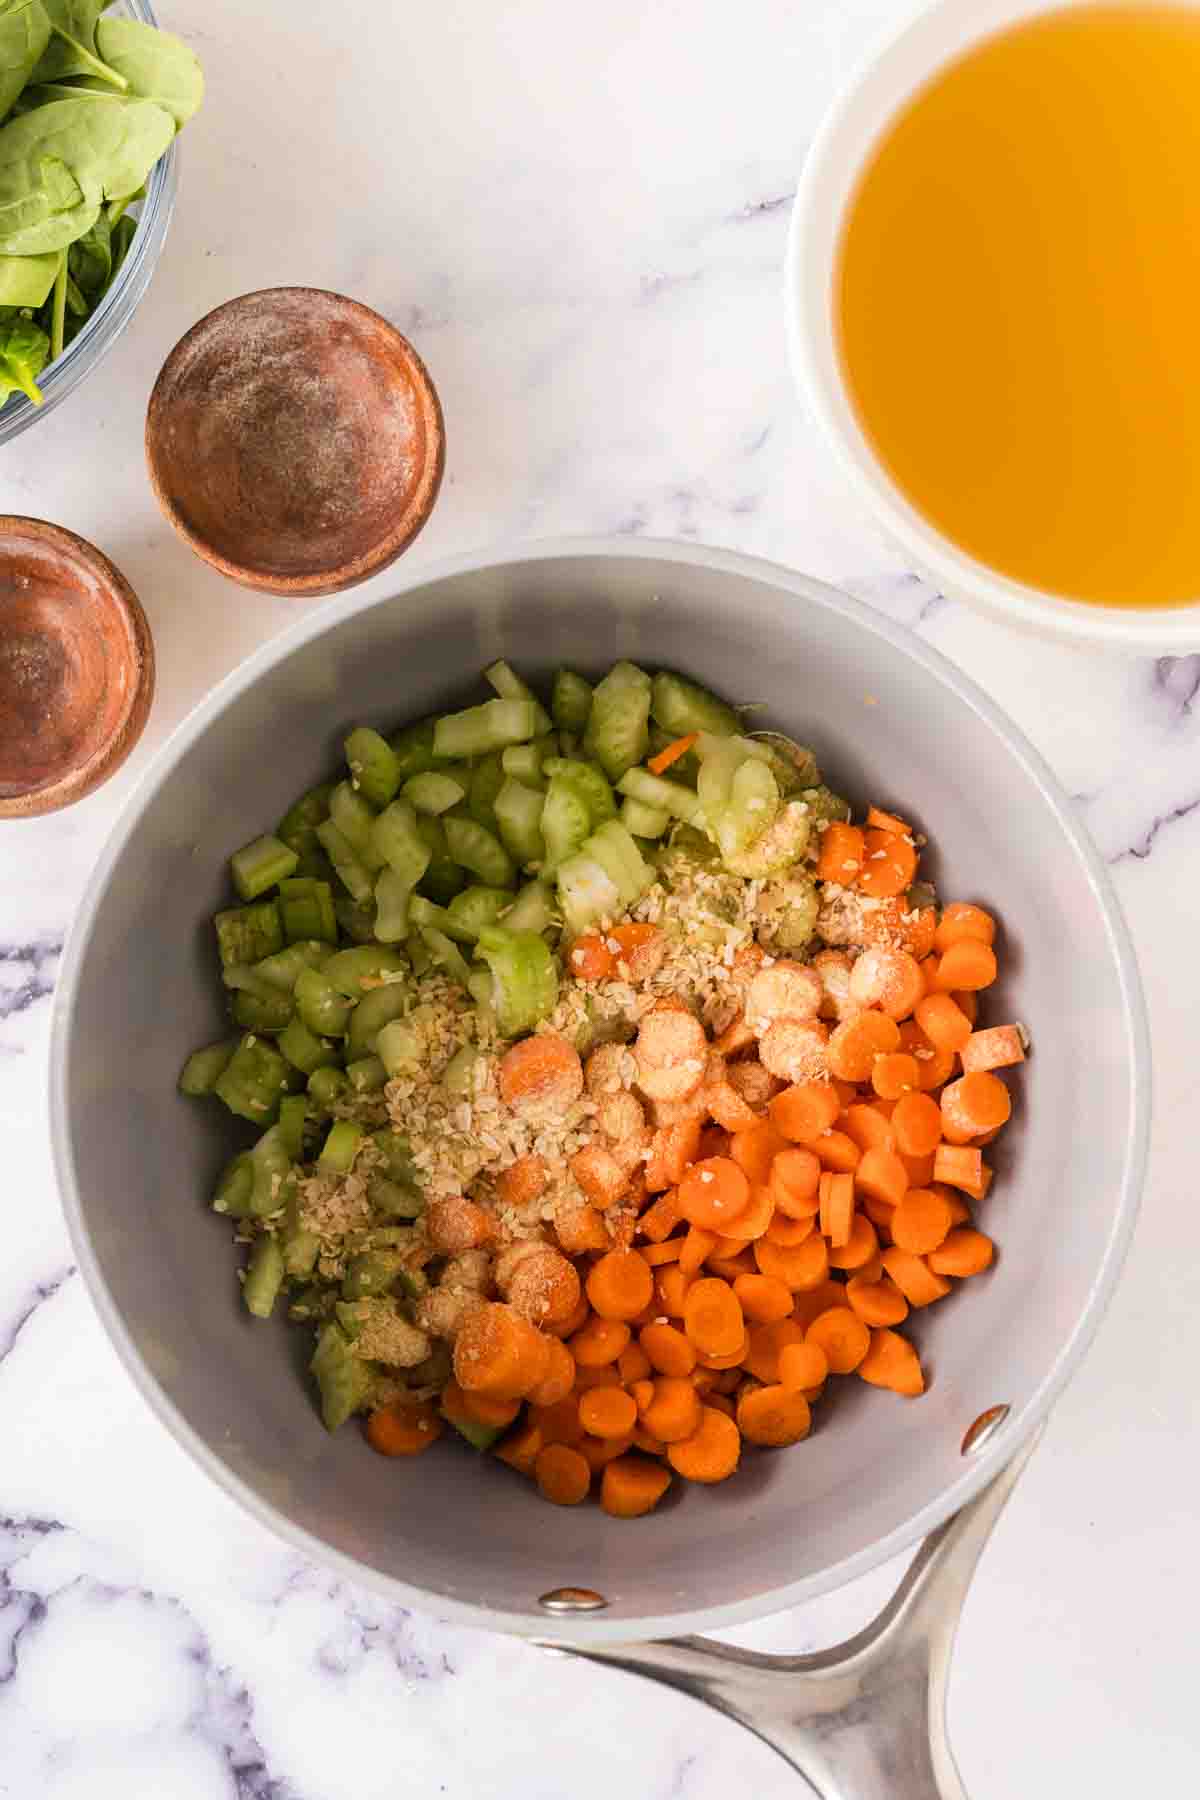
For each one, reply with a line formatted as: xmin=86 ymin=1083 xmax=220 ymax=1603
xmin=2 ymin=1 xmax=1196 ymax=1793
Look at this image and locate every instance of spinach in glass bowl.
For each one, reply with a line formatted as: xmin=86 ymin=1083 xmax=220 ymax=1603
xmin=0 ymin=0 xmax=202 ymax=439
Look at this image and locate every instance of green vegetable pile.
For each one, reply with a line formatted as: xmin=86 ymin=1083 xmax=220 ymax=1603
xmin=0 ymin=0 xmax=202 ymax=407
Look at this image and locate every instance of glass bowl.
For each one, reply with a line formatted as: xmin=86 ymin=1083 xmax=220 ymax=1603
xmin=0 ymin=0 xmax=178 ymax=447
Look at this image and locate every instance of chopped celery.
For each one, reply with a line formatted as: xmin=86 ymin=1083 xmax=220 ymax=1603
xmin=278 ymin=877 xmax=338 ymax=944
xmin=318 ymin=1119 xmax=364 ymax=1175
xmin=583 ymin=661 xmax=652 ymax=780
xmin=214 ymin=1036 xmax=289 ymax=1124
xmin=215 ymin=902 xmax=282 ymax=970
xmin=714 ymin=757 xmax=780 ymax=859
xmin=467 ymin=968 xmax=494 ymax=1012
xmin=651 ymin=671 xmax=740 ymax=740
xmin=467 ymin=751 xmax=506 ymax=833
xmin=323 ymin=946 xmax=408 ymax=996
xmin=552 ymin=668 xmax=593 ymax=734
xmin=279 ymin=1016 xmax=340 ymax=1075
xmin=617 ymin=766 xmax=703 ymax=824
xmin=501 ymin=741 xmax=549 ymax=788
xmin=277 ymin=783 xmax=334 ymax=875
xmin=719 ymin=799 xmax=812 ymax=877
xmin=368 ymin=1173 xmax=424 ymax=1219
xmin=501 ymin=879 xmax=556 ymax=934
xmin=402 ymin=771 xmax=467 ymax=815
xmin=342 ymin=1250 xmax=407 ymax=1300
xmin=213 ymin=1124 xmax=291 ymax=1218
xmin=307 ymin=1066 xmax=351 ymax=1113
xmin=277 ymin=1095 xmax=308 ymax=1160
xmin=493 ymin=778 xmax=546 ymax=867
xmin=372 ymin=1129 xmax=419 ymax=1183
xmin=344 ymin=727 xmax=402 ymax=809
xmin=373 ymin=868 xmax=411 ymax=944
xmin=376 ymin=1017 xmax=423 ymax=1076
xmin=231 ymin=988 xmax=293 ymax=1033
xmin=444 ymin=816 xmax=516 ymax=888
xmin=329 ymin=782 xmax=386 ymax=872
xmin=587 ymin=821 xmax=652 ymax=905
xmin=390 ymin=716 xmax=451 ymax=780
xmin=556 ymin=852 xmax=621 ymax=936
xmin=331 ymin=899 xmax=374 ymax=945
xmin=483 ymin=660 xmax=553 ymax=734
xmin=243 ymin=1236 xmax=285 ymax=1318
xmin=447 ymin=886 xmax=512 ymax=939
xmin=433 ymin=698 xmax=537 ymax=760
xmin=347 ymin=1055 xmax=388 ymax=1094
xmin=414 ymin=814 xmax=465 ymax=904
xmin=620 ymin=796 xmax=671 ymax=839
xmin=405 ymin=932 xmax=434 ymax=977
xmin=347 ymin=983 xmax=410 ymax=1057
xmin=179 ymin=1039 xmax=237 ymax=1097
xmin=311 ymin=1323 xmax=372 ymax=1430
xmin=420 ymin=926 xmax=472 ymax=986
xmin=443 ymin=1043 xmax=483 ymax=1096
xmin=475 ymin=926 xmax=558 ymax=1036
xmin=295 ymin=967 xmax=353 ymax=1037
xmin=315 ymin=820 xmax=373 ymax=903
xmin=409 ymin=893 xmax=477 ymax=945
xmin=542 ymin=758 xmax=617 ymax=826
xmin=282 ymin=1191 xmax=320 ymax=1276
xmin=372 ymin=798 xmax=432 ymax=888
xmin=255 ymin=942 xmax=332 ymax=993
xmin=540 ymin=773 xmax=591 ymax=875
xmin=231 ymin=834 xmax=299 ymax=902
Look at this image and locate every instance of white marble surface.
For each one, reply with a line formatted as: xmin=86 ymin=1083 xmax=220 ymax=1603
xmin=2 ymin=1 xmax=1197 ymax=1793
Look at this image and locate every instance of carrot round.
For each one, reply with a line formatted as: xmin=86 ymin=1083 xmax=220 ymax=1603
xmin=579 ymin=1385 xmax=639 ymax=1440
xmin=931 ymin=1142 xmax=984 ymax=1193
xmin=495 ymin=1418 xmax=544 ymax=1476
xmin=857 ymin=827 xmax=917 ymax=898
xmin=845 ymin=1273 xmax=909 ymax=1327
xmin=827 ymin=1010 xmax=901 ymax=1082
xmin=640 ymin=1320 xmax=698 ymax=1377
xmin=818 ymin=1170 xmax=855 ymax=1247
xmin=498 ymin=1032 xmax=584 ymax=1109
xmin=365 ymin=1401 xmax=444 ymax=1457
xmin=866 ymin=804 xmax=910 ymax=836
xmin=754 ymin=1231 xmax=830 ymax=1291
xmin=941 ymin=1072 xmax=1012 ymax=1137
xmin=871 ymin=1052 xmax=920 ymax=1100
xmin=578 ymin=1431 xmax=636 ymax=1473
xmin=683 ymin=1278 xmax=746 ymax=1358
xmin=497 ymin=1153 xmax=548 ymax=1209
xmin=769 ymin=1080 xmax=841 ymax=1144
xmin=936 ymin=939 xmax=997 ymax=992
xmin=806 ymin=1305 xmax=871 ymax=1374
xmin=730 ymin=1119 xmax=789 ymax=1184
xmin=792 ymin=1278 xmax=852 ymax=1332
xmin=891 ymin=1091 xmax=943 ymax=1157
xmin=426 ymin=1196 xmax=494 ymax=1254
xmin=880 ymin=1246 xmax=953 ymax=1307
xmin=601 ymin=1454 xmax=673 ymax=1517
xmin=642 ymin=1375 xmax=703 ymax=1444
xmin=934 ymin=902 xmax=996 ymax=951
xmin=616 ymin=1343 xmax=651 ymax=1387
xmin=667 ymin=1405 xmax=742 ymax=1483
xmin=817 ymin=820 xmax=865 ymax=883
xmin=678 ymin=1156 xmax=751 ymax=1231
xmin=678 ymin=1224 xmax=718 ymax=1276
xmin=766 ymin=1210 xmax=816 ymax=1248
xmin=609 ymin=922 xmax=666 ymax=980
xmin=858 ymin=1327 xmax=925 ymax=1395
xmin=742 ymin=1317 xmax=806 ymax=1383
xmin=777 ymin=1341 xmax=829 ymax=1391
xmin=717 ymin=1182 xmax=774 ymax=1242
xmin=586 ymin=1249 xmax=654 ymax=1321
xmin=535 ymin=1443 xmax=592 ymax=1505
xmin=890 ymin=1187 xmax=954 ymax=1255
xmin=527 ymin=1337 xmax=577 ymax=1406
xmin=733 ymin=1271 xmax=795 ymax=1324
xmin=569 ymin=1314 xmax=630 ymax=1367
xmin=457 ymin=1385 xmax=522 ymax=1430
xmin=813 ymin=1130 xmax=861 ymax=1173
xmin=529 ymin=1395 xmax=584 ymax=1447
xmin=569 ymin=931 xmax=616 ymax=982
xmin=914 ymin=992 xmax=973 ymax=1053
xmin=842 ymin=1102 xmax=895 ymax=1155
xmin=738 ymin=1382 xmax=812 ymax=1447
xmin=770 ymin=1146 xmax=822 ymax=1217
xmin=855 ymin=1147 xmax=909 ymax=1207
xmin=827 ymin=1210 xmax=879 ymax=1271
xmin=899 ymin=1019 xmax=957 ymax=1092
xmin=849 ymin=947 xmax=924 ymax=1020
xmin=454 ymin=1303 xmax=552 ymax=1399
xmin=655 ymin=1264 xmax=693 ymax=1316
xmin=503 ymin=1246 xmax=583 ymax=1329
xmin=927 ymin=1227 xmax=995 ymax=1277
xmin=638 ymin=1185 xmax=685 ymax=1241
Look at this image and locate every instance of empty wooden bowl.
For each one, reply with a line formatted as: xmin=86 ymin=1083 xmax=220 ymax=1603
xmin=0 ymin=518 xmax=154 ymax=819
xmin=145 ymin=288 xmax=446 ymax=597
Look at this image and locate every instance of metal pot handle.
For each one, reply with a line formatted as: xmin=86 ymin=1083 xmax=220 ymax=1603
xmin=549 ymin=1427 xmax=1042 ymax=1798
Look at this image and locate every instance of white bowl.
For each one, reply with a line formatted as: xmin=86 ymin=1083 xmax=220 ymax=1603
xmin=786 ymin=0 xmax=1200 ymax=653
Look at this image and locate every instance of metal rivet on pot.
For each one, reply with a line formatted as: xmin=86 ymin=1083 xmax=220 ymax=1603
xmin=538 ymin=1587 xmax=609 ymax=1614
xmin=961 ymin=1405 xmax=1011 ymax=1455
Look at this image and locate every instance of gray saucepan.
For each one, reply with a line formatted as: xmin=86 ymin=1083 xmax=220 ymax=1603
xmin=50 ymin=540 xmax=1149 ymax=1796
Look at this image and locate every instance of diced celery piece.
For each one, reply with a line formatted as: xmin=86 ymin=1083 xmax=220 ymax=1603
xmin=215 ymin=902 xmax=283 ymax=969
xmin=483 ymin=660 xmax=553 ymax=734
xmin=315 ymin=820 xmax=373 ymax=903
xmin=620 ymin=796 xmax=671 ymax=839
xmin=334 ymin=896 xmax=378 ymax=943
xmin=368 ymin=1173 xmax=424 ymax=1219
xmin=347 ymin=983 xmax=410 ymax=1058
xmin=179 ymin=1039 xmax=237 ymax=1097
xmin=402 ymin=771 xmax=467 ymax=815
xmin=420 ymin=927 xmax=472 ymax=986
xmin=295 ymin=967 xmax=353 ymax=1038
xmin=719 ymin=799 xmax=812 ymax=877
xmin=329 ymin=782 xmax=386 ymax=872
xmin=651 ymin=671 xmax=740 ymax=740
xmin=278 ymin=877 xmax=338 ymax=944
xmin=617 ymin=766 xmax=703 ymax=823
xmin=552 ymin=668 xmax=593 ymax=734
xmin=542 ymin=758 xmax=617 ymax=826
xmin=347 ymin=1055 xmax=388 ymax=1094
xmin=443 ymin=1043 xmax=483 ymax=1096
xmin=447 ymin=886 xmax=512 ymax=939
xmin=214 ymin=1036 xmax=289 ymax=1125
xmin=433 ymin=698 xmax=537 ymax=760
xmin=714 ymin=757 xmax=780 ymax=858
xmin=213 ymin=1124 xmax=291 ymax=1218
xmin=277 ymin=1094 xmax=308 ymax=1160
xmin=277 ymin=783 xmax=334 ymax=873
xmin=444 ymin=816 xmax=516 ymax=888
xmin=311 ymin=1323 xmax=372 ymax=1430
xmin=501 ymin=879 xmax=556 ymax=934
xmin=540 ymin=773 xmax=591 ymax=876
xmin=587 ymin=821 xmax=652 ymax=905
xmin=475 ymin=925 xmax=559 ymax=1036
xmin=372 ymin=798 xmax=432 ymax=888
xmin=442 ymin=1405 xmax=503 ymax=1451
xmin=231 ymin=834 xmax=299 ymax=902
xmin=318 ymin=1120 xmax=364 ymax=1175
xmin=345 ymin=727 xmax=402 ymax=809
xmin=390 ymin=717 xmax=452 ymax=781
xmin=242 ymin=1235 xmax=285 ymax=1318
xmin=279 ymin=1015 xmax=340 ymax=1076
xmin=307 ymin=1066 xmax=351 ymax=1113
xmin=583 ymin=661 xmax=652 ymax=780
xmin=493 ymin=778 xmax=546 ymax=868
xmin=231 ymin=987 xmax=293 ymax=1033
xmin=322 ymin=946 xmax=408 ymax=996
xmin=373 ymin=869 xmax=411 ymax=944
xmin=408 ymin=893 xmax=477 ymax=945
xmin=255 ymin=941 xmax=332 ymax=993
xmin=377 ymin=1018 xmax=423 ymax=1077
xmin=556 ymin=852 xmax=621 ymax=937
xmin=467 ymin=751 xmax=506 ymax=833
xmin=414 ymin=813 xmax=466 ymax=904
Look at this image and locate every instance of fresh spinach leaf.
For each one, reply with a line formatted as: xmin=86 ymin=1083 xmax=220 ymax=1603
xmin=0 ymin=0 xmax=51 ymax=125
xmin=0 ymin=306 xmax=48 ymax=400
xmin=33 ymin=0 xmax=125 ymax=92
xmin=0 ymin=242 xmax=57 ymax=304
xmin=92 ymin=17 xmax=203 ymax=128
xmin=66 ymin=197 xmax=106 ymax=289
xmin=0 ymin=94 xmax=174 ymax=254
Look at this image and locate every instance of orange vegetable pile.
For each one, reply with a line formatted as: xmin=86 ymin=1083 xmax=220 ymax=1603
xmin=366 ymin=808 xmax=1025 ymax=1518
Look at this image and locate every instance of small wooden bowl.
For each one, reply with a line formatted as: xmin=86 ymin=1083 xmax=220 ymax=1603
xmin=145 ymin=288 xmax=446 ymax=597
xmin=0 ymin=518 xmax=155 ymax=819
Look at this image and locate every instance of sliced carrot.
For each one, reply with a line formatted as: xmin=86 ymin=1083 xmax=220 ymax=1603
xmin=758 ymin=1018 xmax=830 ymax=1085
xmin=890 ymin=1187 xmax=954 ymax=1255
xmin=547 ymin=1293 xmax=591 ymax=1340
xmin=899 ymin=1149 xmax=937 ymax=1188
xmin=502 ymin=1247 xmax=583 ymax=1330
xmin=655 ymin=1265 xmax=693 ymax=1316
xmin=861 ymin=897 xmax=937 ymax=958
xmin=706 ymin=1249 xmax=757 ymax=1282
xmin=601 ymin=1454 xmax=673 ymax=1517
xmin=733 ymin=1272 xmax=794 ymax=1324
xmin=919 ymin=954 xmax=941 ymax=997
xmin=880 ymin=1246 xmax=952 ymax=1307
xmin=891 ymin=1091 xmax=943 ymax=1158
xmin=579 ymin=1385 xmax=639 ymax=1439
xmin=640 ymin=1240 xmax=682 ymax=1268
xmin=715 ymin=1183 xmax=775 ymax=1242
xmin=642 ymin=1375 xmax=703 ymax=1443
xmin=936 ymin=940 xmax=997 ymax=992
xmin=941 ymin=1073 xmax=1012 ymax=1138
xmin=845 ymin=1273 xmax=909 ymax=1327
xmin=927 ymin=1227 xmax=995 ymax=1277
xmin=858 ymin=828 xmax=918 ymax=898
xmin=713 ymin=1011 xmax=757 ymax=1057
xmin=859 ymin=1191 xmax=895 ymax=1236
xmin=858 ymin=1327 xmax=924 ymax=1396
xmin=934 ymin=903 xmax=996 ymax=952
xmin=754 ymin=1231 xmax=830 ymax=1290
xmin=817 ymin=820 xmax=866 ymax=883
xmin=770 ymin=1146 xmax=822 ymax=1217
xmin=639 ymin=1187 xmax=684 ymax=1243
xmin=742 ymin=1317 xmax=806 ymax=1382
xmin=813 ymin=1129 xmax=861 ymax=1173
xmin=695 ymin=1334 xmax=750 ymax=1370
xmin=365 ymin=1401 xmax=444 ymax=1457
xmin=568 ymin=931 xmax=616 ymax=982
xmin=954 ymin=988 xmax=979 ymax=1026
xmin=609 ymin=922 xmax=666 ymax=981
xmin=457 ymin=1386 xmax=521 ymax=1429
xmin=495 ymin=1418 xmax=544 ymax=1476
xmin=849 ymin=947 xmax=924 ymax=1020
xmin=899 ymin=1018 xmax=957 ymax=1091
xmin=765 ymin=1210 xmax=816 ymax=1248
xmin=914 ymin=992 xmax=973 ymax=1053
xmin=634 ymin=1003 xmax=709 ymax=1103
xmin=707 ymin=1079 xmax=762 ymax=1134
xmin=528 ymin=1395 xmax=584 ymax=1447
xmin=962 ymin=1025 xmax=1025 ymax=1075
xmin=426 ymin=1195 xmax=494 ymax=1254
xmin=703 ymin=1391 xmax=738 ymax=1418
xmin=498 ymin=1032 xmax=584 ymax=1109
xmin=454 ymin=1303 xmax=552 ymax=1399
xmin=535 ymin=1443 xmax=591 ymax=1505
xmin=645 ymin=1118 xmax=703 ymax=1193
xmin=871 ymin=1052 xmax=920 ymax=1100
xmin=855 ymin=1148 xmax=909 ymax=1207
xmin=827 ymin=1210 xmax=879 ymax=1270
xmin=630 ymin=1377 xmax=656 ymax=1414
xmin=806 ymin=1305 xmax=871 ymax=1373
xmin=769 ymin=1078 xmax=841 ymax=1145
xmin=842 ymin=1102 xmax=895 ymax=1154
xmin=819 ymin=1170 xmax=856 ymax=1246
xmin=569 ymin=1315 xmax=630 ymax=1368
xmin=931 ymin=1143 xmax=984 ymax=1193
xmin=647 ymin=731 xmax=699 ymax=776
xmin=866 ymin=804 xmax=911 ymax=836
xmin=827 ymin=1010 xmax=901 ymax=1082
xmin=730 ymin=1120 xmax=789 ymax=1185
xmin=791 ymin=1278 xmax=851 ymax=1331
xmin=666 ymin=1406 xmax=742 ymax=1483
xmin=578 ymin=1430 xmax=636 ymax=1473
xmin=522 ymin=1337 xmax=574 ymax=1408
xmin=678 ymin=1224 xmax=718 ymax=1276
xmin=587 ymin=1249 xmax=655 ymax=1321
xmin=854 ymin=1250 xmax=885 ymax=1285
xmin=737 ymin=1383 xmax=812 ymax=1447
xmin=554 ymin=1201 xmax=609 ymax=1254
xmin=678 ymin=1155 xmax=751 ymax=1232
xmin=497 ymin=1153 xmax=548 ymax=1209
xmin=640 ymin=1320 xmax=698 ymax=1377
xmin=571 ymin=1143 xmax=629 ymax=1211
xmin=617 ymin=1341 xmax=652 ymax=1384
xmin=632 ymin=1426 xmax=668 ymax=1457
xmin=683 ymin=1278 xmax=746 ymax=1358
xmin=777 ymin=1341 xmax=829 ymax=1391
